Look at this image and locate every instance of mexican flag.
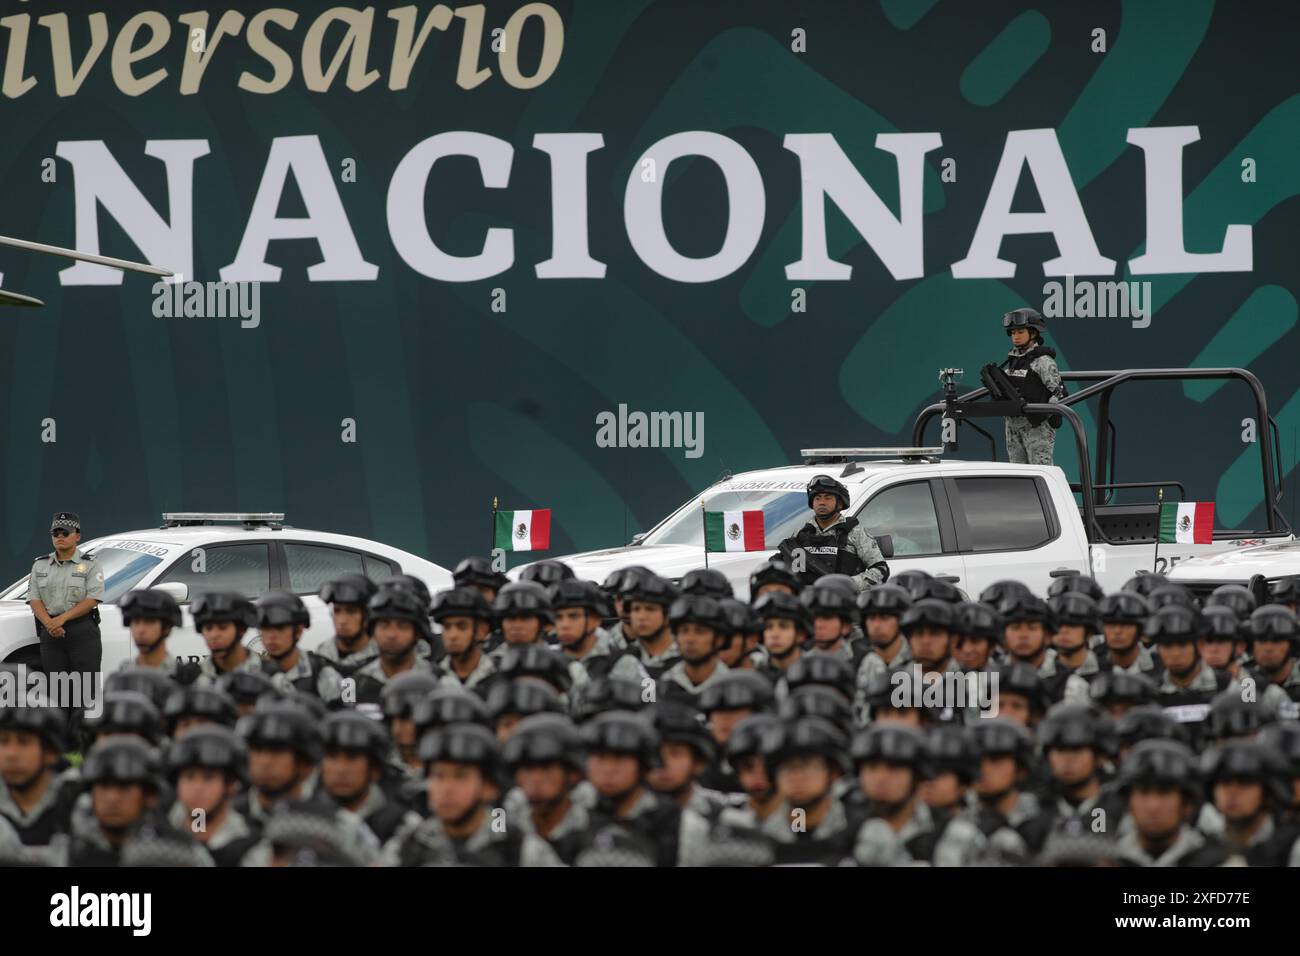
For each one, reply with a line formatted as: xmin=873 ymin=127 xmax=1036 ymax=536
xmin=704 ymin=510 xmax=765 ymax=552
xmin=1158 ymin=501 xmax=1214 ymax=544
xmin=494 ymin=509 xmax=551 ymax=551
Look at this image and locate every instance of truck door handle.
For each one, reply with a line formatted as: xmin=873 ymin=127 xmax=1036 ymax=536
xmin=1049 ymin=568 xmax=1079 ymax=578
xmin=935 ymin=574 xmax=961 ymax=583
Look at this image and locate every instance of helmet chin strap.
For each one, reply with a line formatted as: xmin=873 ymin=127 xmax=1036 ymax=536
xmin=768 ymin=641 xmax=798 ymax=661
xmin=336 ymin=628 xmax=365 ymax=649
xmin=134 ymin=633 xmax=167 ymax=655
xmin=442 ymin=797 xmax=486 ymax=831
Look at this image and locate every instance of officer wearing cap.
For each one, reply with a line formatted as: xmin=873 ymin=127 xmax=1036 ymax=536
xmin=777 ymin=476 xmax=888 ymax=591
xmin=998 ymin=307 xmax=1065 ymax=464
xmin=28 ymin=512 xmax=105 ymax=708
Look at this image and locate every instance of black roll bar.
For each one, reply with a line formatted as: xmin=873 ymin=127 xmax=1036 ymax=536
xmin=910 ymin=367 xmax=1289 ymax=540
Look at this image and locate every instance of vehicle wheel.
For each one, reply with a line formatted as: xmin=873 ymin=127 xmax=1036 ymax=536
xmin=3 ymin=645 xmax=43 ymax=670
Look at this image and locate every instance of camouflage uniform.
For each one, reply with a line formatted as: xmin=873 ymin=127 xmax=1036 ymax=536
xmin=1106 ymin=643 xmax=1160 ymax=678
xmin=313 ymin=638 xmax=379 ymax=676
xmin=266 ymin=653 xmax=344 ymax=704
xmin=1114 ymin=824 xmax=1227 ymax=866
xmin=166 ymin=800 xmax=259 ymax=866
xmin=382 ymin=807 xmax=563 ymax=866
xmin=787 ymin=514 xmax=888 ymax=591
xmin=0 ymin=771 xmax=77 ymax=847
xmin=605 ymin=621 xmax=631 ymax=652
xmin=1036 ymin=649 xmax=1092 ymax=705
xmin=853 ymin=800 xmax=987 ymax=866
xmin=758 ymin=798 xmax=860 ymax=865
xmin=965 ymin=790 xmax=1042 ymax=864
xmin=241 ymin=803 xmax=380 ymax=867
xmin=354 ymin=656 xmax=436 ymax=690
xmin=1003 ymin=342 xmax=1063 ymax=465
xmin=657 ymin=659 xmax=730 ymax=699
xmin=197 ymin=649 xmax=266 ymax=683
xmin=436 ymin=652 xmax=497 ymax=695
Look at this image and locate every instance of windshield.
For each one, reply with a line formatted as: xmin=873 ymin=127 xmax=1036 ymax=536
xmin=0 ymin=547 xmax=164 ymax=604
xmin=644 ymin=490 xmax=812 ymax=547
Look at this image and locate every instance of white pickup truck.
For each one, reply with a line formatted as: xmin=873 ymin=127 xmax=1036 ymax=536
xmin=521 ymin=367 xmax=1295 ymax=597
xmin=1169 ymin=540 xmax=1300 ymax=603
xmin=521 ymin=450 xmax=1279 ymax=599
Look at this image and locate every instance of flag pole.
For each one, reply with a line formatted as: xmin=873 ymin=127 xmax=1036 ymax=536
xmin=492 ymin=496 xmax=499 ymax=559
xmin=1152 ymin=487 xmax=1163 ymax=573
xmin=701 ymin=500 xmax=709 ymax=569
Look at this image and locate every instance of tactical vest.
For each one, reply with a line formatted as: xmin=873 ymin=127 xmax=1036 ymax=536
xmin=4 ymin=779 xmax=78 ymax=847
xmin=261 ymin=653 xmax=332 ymax=697
xmin=789 ymin=517 xmax=867 ymax=585
xmin=1237 ymin=823 xmax=1300 ymax=868
xmin=209 ymin=832 xmax=262 ymax=868
xmin=582 ymin=648 xmax=636 ymax=681
xmin=1001 ymin=346 xmax=1061 ymax=427
xmin=1248 ymin=665 xmax=1300 ymax=703
xmin=363 ymin=800 xmax=415 ymax=844
xmin=771 ymin=804 xmax=868 ymax=866
xmin=583 ymin=797 xmax=683 ymax=867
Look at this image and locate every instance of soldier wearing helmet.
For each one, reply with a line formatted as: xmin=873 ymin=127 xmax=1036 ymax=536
xmin=853 ymin=584 xmax=913 ymax=702
xmin=383 ymin=722 xmax=560 ymax=866
xmin=1147 ymin=606 xmax=1233 ymax=723
xmin=776 ymin=475 xmax=889 ymax=591
xmin=1097 ymin=591 xmax=1161 ymax=678
xmin=0 ymin=701 xmax=78 ymax=848
xmin=118 ymin=588 xmax=197 ymax=684
xmin=352 ymin=587 xmax=437 ymax=704
xmin=551 ymin=579 xmax=648 ymax=691
xmin=317 ymin=711 xmax=420 ymax=844
xmin=1201 ymin=739 xmax=1300 ymax=866
xmin=165 ymin=725 xmax=259 ymax=866
xmin=192 ymin=592 xmax=263 ymax=682
xmin=430 ymin=586 xmax=497 ymax=696
xmin=1244 ymin=604 xmax=1300 ymax=706
xmin=254 ymin=591 xmax=343 ymax=706
xmin=1113 ymin=740 xmax=1227 ymax=866
xmin=850 ymin=723 xmax=986 ymax=866
xmin=577 ymin=712 xmax=710 ymax=867
xmin=998 ymin=307 xmax=1064 ymax=464
xmin=623 ymin=573 xmax=683 ymax=680
xmin=315 ymin=574 xmax=380 ymax=676
xmin=658 ymin=594 xmax=732 ymax=701
xmin=502 ymin=714 xmax=590 ymax=863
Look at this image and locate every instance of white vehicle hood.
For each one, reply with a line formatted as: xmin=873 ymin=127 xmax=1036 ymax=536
xmin=1170 ymin=540 xmax=1300 ymax=582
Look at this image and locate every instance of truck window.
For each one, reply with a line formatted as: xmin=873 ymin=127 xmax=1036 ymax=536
xmin=857 ymin=482 xmax=943 ymax=557
xmin=953 ymin=477 xmax=1052 ymax=551
xmin=156 ymin=543 xmax=272 ymax=600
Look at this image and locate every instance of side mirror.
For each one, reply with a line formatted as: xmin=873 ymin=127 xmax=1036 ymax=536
xmin=630 ymin=533 xmax=647 ymax=545
xmin=152 ymin=581 xmax=189 ymax=604
xmin=874 ymin=534 xmax=894 ymax=559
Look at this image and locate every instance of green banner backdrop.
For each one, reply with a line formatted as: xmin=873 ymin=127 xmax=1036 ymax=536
xmin=1 ymin=0 xmax=1298 ymax=576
